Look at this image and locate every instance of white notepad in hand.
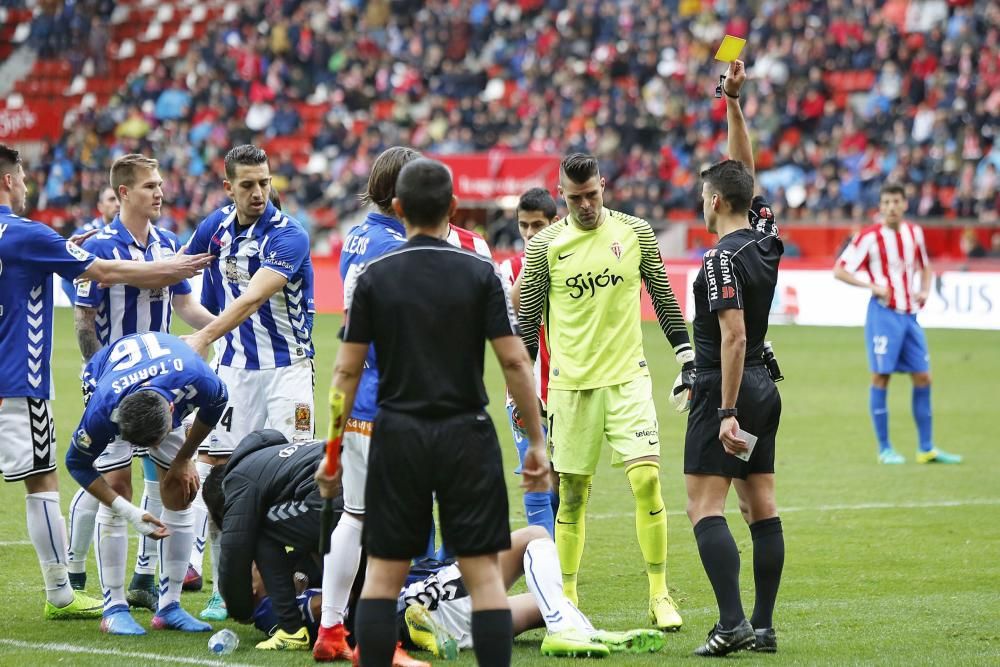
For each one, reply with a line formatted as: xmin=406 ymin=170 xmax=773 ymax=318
xmin=731 ymin=429 xmax=758 ymax=462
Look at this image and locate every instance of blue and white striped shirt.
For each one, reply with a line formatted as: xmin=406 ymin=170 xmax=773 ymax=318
xmin=74 ymin=217 xmax=191 ymax=346
xmin=188 ymin=201 xmax=314 ymax=370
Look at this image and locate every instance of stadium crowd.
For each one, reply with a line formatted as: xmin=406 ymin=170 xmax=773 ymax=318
xmin=14 ymin=0 xmax=1000 ymax=249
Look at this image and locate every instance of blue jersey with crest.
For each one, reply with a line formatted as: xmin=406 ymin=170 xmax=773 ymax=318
xmin=65 ymin=332 xmax=228 ymax=488
xmin=188 ymin=200 xmax=314 ymax=369
xmin=74 ymin=217 xmax=191 ymax=346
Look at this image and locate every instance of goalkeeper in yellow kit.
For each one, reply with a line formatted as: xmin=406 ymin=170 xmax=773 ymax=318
xmin=517 ymin=154 xmax=694 ymax=631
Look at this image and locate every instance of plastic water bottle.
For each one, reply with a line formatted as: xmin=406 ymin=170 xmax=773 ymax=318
xmin=208 ymin=628 xmax=239 ymax=655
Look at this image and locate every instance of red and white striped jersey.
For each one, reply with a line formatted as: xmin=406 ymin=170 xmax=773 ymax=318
xmin=498 ymin=254 xmax=550 ymax=404
xmin=837 ymin=221 xmax=930 ymax=314
xmin=447 ymin=224 xmax=492 ymax=258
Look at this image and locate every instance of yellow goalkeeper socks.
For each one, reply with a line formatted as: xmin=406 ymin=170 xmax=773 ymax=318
xmin=627 ymin=461 xmax=668 ymax=599
xmin=555 ymin=474 xmax=591 ymax=606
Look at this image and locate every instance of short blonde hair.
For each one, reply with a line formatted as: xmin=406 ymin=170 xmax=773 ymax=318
xmin=110 ymin=154 xmax=159 ymax=191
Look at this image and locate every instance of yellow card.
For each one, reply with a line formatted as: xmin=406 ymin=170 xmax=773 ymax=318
xmin=714 ymin=35 xmax=746 ymax=62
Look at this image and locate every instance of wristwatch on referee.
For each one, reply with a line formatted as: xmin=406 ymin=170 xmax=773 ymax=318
xmin=717 ymin=408 xmax=738 ymax=419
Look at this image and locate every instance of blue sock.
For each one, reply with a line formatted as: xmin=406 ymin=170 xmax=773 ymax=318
xmin=435 ymin=543 xmax=454 ymax=562
xmin=424 ymin=522 xmax=437 ymax=560
xmin=912 ymin=385 xmax=933 ymax=452
xmin=524 ymin=491 xmax=555 ymax=537
xmin=869 ymin=386 xmax=890 ymax=452
xmin=141 ymin=455 xmax=158 ymax=480
xmin=549 ymin=489 xmax=560 ymax=517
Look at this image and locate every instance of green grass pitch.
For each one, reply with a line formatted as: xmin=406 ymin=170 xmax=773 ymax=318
xmin=0 ymin=311 xmax=996 ymax=665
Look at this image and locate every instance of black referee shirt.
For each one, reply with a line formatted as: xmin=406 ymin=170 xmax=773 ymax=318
xmin=692 ymin=210 xmax=783 ymax=369
xmin=342 ymin=234 xmax=518 ymax=418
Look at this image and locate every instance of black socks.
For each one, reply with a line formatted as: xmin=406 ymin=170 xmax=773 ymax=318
xmin=749 ymin=516 xmax=784 ymax=630
xmin=471 ymin=609 xmax=513 ymax=667
xmin=694 ymin=515 xmax=745 ymax=629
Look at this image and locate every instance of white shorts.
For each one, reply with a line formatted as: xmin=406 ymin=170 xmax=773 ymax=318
xmin=201 ymin=361 xmax=315 ymax=456
xmin=94 ymin=439 xmax=149 ymax=474
xmin=0 ymin=397 xmax=57 ymax=482
xmin=144 ymin=426 xmax=189 ymax=470
xmin=341 ymin=419 xmax=372 ymax=514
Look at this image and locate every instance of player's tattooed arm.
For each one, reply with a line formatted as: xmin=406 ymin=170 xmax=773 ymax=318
xmin=73 ymin=306 xmax=101 ymax=361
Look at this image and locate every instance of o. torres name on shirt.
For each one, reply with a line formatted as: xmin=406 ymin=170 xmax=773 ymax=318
xmin=110 ymin=358 xmax=186 ymax=394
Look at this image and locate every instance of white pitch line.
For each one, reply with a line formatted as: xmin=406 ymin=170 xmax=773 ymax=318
xmin=0 ymin=540 xmax=31 ymax=547
xmin=558 ymin=497 xmax=1000 ymax=521
xmin=0 ymin=639 xmax=259 ymax=667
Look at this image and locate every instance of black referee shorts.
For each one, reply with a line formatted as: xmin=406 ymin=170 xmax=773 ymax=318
xmin=684 ymin=365 xmax=781 ymax=480
xmin=365 ymin=409 xmax=511 ymax=560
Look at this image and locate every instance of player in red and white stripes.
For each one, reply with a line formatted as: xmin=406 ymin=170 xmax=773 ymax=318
xmin=498 ymin=187 xmax=558 ymax=536
xmin=834 ymin=182 xmax=962 ymax=465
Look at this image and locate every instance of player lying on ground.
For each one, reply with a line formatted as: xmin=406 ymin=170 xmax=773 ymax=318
xmin=65 ymin=332 xmax=228 ymax=636
xmin=397 ymin=525 xmax=665 ymax=658
xmin=242 ymin=523 xmax=666 ymax=660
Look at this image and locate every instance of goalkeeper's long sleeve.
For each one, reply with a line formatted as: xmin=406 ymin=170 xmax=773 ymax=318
xmin=517 ymin=232 xmax=551 ymax=362
xmin=636 ymin=220 xmax=693 ymax=361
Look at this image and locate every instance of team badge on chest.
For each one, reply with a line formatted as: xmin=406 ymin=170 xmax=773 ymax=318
xmin=610 ymin=241 xmax=623 ymax=262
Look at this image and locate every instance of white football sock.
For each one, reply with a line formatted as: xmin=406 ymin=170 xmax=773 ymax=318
xmin=67 ymin=487 xmax=98 ymax=575
xmin=524 ymin=537 xmax=593 ymax=634
xmin=321 ymin=513 xmax=363 ymax=628
xmin=134 ymin=479 xmax=161 ymax=576
xmin=187 ymin=461 xmax=213 ymax=576
xmin=96 ymin=503 xmax=127 ymax=611
xmin=158 ymin=507 xmax=194 ymax=610
xmin=209 ymin=519 xmax=221 ymax=595
xmin=26 ymin=492 xmax=74 ymax=607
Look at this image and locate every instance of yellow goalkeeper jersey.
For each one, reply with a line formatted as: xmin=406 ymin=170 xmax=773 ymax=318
xmin=518 ymin=208 xmax=689 ymax=391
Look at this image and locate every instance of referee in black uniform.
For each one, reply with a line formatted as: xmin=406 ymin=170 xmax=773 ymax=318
xmin=319 ymin=158 xmax=548 ymax=667
xmin=683 ymin=61 xmax=785 ymax=657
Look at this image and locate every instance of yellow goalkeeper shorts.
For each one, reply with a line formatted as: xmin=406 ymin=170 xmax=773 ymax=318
xmin=548 ymin=374 xmax=660 ymax=476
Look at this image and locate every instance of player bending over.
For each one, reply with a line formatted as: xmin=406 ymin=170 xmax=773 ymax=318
xmin=65 ymin=332 xmax=228 ymax=636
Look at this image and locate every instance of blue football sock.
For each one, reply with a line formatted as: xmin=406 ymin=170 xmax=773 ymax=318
xmin=141 ymin=455 xmax=158 ymax=480
xmin=549 ymin=489 xmax=560 ymax=517
xmin=870 ymin=386 xmax=890 ymax=452
xmin=524 ymin=491 xmax=555 ymax=537
xmin=424 ymin=522 xmax=437 ymax=560
xmin=912 ymin=385 xmax=933 ymax=453
xmin=435 ymin=543 xmax=454 ymax=562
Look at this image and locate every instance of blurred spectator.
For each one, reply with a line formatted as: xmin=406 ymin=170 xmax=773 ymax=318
xmin=13 ymin=0 xmax=1000 ymax=250
xmin=989 ymin=232 xmax=1000 ymax=258
xmin=960 ymin=227 xmax=987 ymax=258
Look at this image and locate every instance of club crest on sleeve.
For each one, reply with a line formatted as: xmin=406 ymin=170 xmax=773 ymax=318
xmin=75 ymin=428 xmax=92 ymax=449
xmin=65 ymin=241 xmax=90 ymax=261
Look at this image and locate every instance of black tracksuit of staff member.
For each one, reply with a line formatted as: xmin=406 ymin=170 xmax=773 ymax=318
xmin=683 ymin=60 xmax=786 ymax=657
xmin=204 ymin=429 xmax=342 ymax=635
xmin=315 ymin=158 xmax=548 ymax=667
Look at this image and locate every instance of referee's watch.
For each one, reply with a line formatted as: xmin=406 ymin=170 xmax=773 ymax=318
xmin=717 ymin=408 xmax=739 ymax=419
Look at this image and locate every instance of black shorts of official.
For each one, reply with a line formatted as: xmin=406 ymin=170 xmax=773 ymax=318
xmin=684 ymin=365 xmax=781 ymax=480
xmin=365 ymin=409 xmax=511 ymax=561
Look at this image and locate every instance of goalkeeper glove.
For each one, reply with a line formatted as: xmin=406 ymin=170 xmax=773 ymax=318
xmin=671 ymin=361 xmax=696 ymax=413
